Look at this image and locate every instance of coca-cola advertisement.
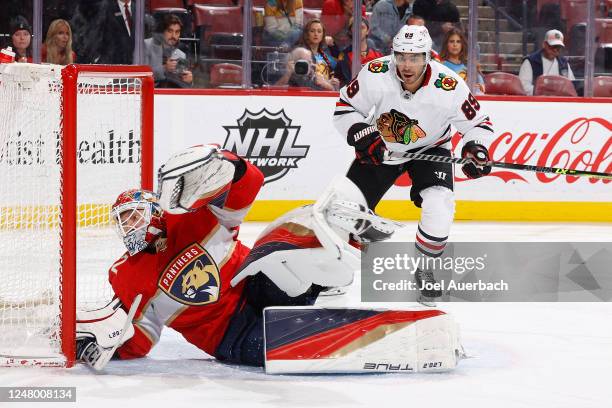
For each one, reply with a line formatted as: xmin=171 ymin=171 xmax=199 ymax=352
xmin=390 ymin=102 xmax=611 ymax=202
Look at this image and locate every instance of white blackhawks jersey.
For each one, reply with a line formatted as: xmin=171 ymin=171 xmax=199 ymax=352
xmin=333 ymin=57 xmax=494 ymax=164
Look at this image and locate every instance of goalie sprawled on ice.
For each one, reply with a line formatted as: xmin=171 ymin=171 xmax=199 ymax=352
xmin=76 ymin=145 xmax=463 ymax=374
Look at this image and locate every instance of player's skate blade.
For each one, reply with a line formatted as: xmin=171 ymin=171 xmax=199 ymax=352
xmin=417 ymin=294 xmax=437 ymax=307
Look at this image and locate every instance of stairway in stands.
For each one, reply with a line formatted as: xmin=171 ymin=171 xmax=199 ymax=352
xmin=454 ymin=0 xmax=534 ymax=73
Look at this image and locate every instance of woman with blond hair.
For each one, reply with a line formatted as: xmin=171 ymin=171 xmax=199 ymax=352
xmin=42 ymin=19 xmax=76 ymax=65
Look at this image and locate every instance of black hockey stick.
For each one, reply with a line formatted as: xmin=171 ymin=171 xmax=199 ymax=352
xmin=385 ymin=151 xmax=612 ymax=181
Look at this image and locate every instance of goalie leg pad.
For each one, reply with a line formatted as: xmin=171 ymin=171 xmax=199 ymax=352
xmin=263 ymin=307 xmax=463 ymax=374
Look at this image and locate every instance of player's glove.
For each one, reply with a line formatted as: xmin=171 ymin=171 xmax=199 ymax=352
xmin=347 ymin=122 xmax=387 ymax=166
xmin=461 ymin=141 xmax=491 ymax=179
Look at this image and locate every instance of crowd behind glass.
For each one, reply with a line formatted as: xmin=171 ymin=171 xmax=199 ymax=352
xmin=1 ymin=0 xmax=610 ymax=96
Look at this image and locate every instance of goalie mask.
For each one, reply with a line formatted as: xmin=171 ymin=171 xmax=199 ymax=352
xmin=111 ymin=189 xmax=165 ymax=255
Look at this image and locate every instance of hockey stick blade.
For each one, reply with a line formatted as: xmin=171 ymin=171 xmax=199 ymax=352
xmin=385 ymin=151 xmax=612 ymax=180
xmin=87 ymin=294 xmax=142 ymax=372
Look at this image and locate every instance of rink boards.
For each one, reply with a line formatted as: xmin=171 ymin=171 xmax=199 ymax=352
xmin=161 ymin=92 xmax=610 ymax=221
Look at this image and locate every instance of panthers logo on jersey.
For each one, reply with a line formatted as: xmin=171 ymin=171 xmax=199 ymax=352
xmin=376 ymin=109 xmax=426 ymax=145
xmin=368 ymin=60 xmax=389 ymax=74
xmin=434 ymin=73 xmax=458 ymax=91
xmin=158 ymin=243 xmax=220 ymax=306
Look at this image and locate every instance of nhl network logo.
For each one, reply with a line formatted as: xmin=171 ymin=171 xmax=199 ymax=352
xmin=223 ymin=109 xmax=310 ymax=184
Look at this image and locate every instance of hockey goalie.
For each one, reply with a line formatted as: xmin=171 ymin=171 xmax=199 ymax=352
xmin=75 ymin=145 xmax=464 ymax=374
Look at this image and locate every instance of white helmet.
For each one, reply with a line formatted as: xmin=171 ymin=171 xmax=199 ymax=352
xmin=393 ymin=25 xmax=433 ymax=56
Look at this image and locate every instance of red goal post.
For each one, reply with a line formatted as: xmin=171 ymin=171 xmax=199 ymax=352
xmin=0 ymin=64 xmax=154 ymax=367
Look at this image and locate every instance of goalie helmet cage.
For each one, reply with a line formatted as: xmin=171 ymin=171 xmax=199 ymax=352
xmin=0 ymin=64 xmax=154 ymax=368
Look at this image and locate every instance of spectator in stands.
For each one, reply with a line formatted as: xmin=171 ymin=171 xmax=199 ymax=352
xmin=42 ymin=19 xmax=76 ymax=65
xmin=144 ymin=14 xmax=193 ymax=88
xmin=323 ymin=0 xmax=366 ymax=17
xmin=263 ymin=0 xmax=304 ymax=47
xmin=439 ymin=27 xmax=485 ymax=94
xmin=274 ymin=47 xmax=338 ymax=90
xmin=100 ymin=0 xmax=135 ymax=64
xmin=9 ymin=16 xmax=32 ymax=63
xmin=518 ymin=29 xmax=575 ymax=95
xmin=412 ymin=0 xmax=459 ymax=23
xmin=369 ymin=0 xmax=412 ymax=53
xmin=298 ymin=19 xmax=340 ymax=90
xmin=335 ymin=17 xmax=383 ymax=84
xmin=413 ymin=0 xmax=460 ymax=50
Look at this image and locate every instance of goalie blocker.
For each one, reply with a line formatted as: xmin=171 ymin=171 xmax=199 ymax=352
xmin=263 ymin=307 xmax=464 ymax=374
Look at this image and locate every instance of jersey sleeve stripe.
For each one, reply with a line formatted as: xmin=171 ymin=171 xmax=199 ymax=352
xmin=333 ymin=110 xmax=355 ymax=116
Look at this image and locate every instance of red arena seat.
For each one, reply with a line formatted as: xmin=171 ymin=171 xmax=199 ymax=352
xmin=303 ymin=8 xmax=322 ymax=22
xmin=595 ymin=18 xmax=612 ymax=44
xmin=190 ymin=0 xmax=239 ymax=6
xmin=210 ymin=63 xmax=243 ymax=87
xmin=485 ymin=72 xmax=527 ymax=95
xmin=151 ymin=0 xmax=185 ymax=10
xmin=562 ymin=0 xmax=588 ymax=32
xmin=534 ymin=75 xmax=578 ymax=96
xmin=593 ymin=76 xmax=612 ymax=97
xmin=193 ymin=4 xmax=243 ymax=43
xmin=303 ymin=0 xmax=324 ymax=7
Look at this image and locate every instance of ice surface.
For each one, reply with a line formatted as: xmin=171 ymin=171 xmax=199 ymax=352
xmin=2 ymin=221 xmax=611 ymax=408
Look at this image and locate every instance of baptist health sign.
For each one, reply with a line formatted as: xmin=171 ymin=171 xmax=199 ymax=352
xmin=153 ymin=93 xmax=612 ymax=222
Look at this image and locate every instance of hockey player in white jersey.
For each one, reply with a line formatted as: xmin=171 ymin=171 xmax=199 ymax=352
xmin=333 ymin=25 xmax=495 ymax=303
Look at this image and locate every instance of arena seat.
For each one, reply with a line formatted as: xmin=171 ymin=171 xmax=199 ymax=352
xmin=303 ymin=0 xmax=324 ymax=7
xmin=189 ymin=0 xmax=239 ymax=6
xmin=595 ymin=18 xmax=612 ymax=44
xmin=151 ymin=0 xmax=186 ymax=10
xmin=193 ymin=4 xmax=243 ymax=57
xmin=534 ymin=75 xmax=578 ymax=96
xmin=593 ymin=76 xmax=612 ymax=97
xmin=562 ymin=0 xmax=588 ymax=32
xmin=484 ymin=72 xmax=527 ymax=95
xmin=303 ymin=8 xmax=322 ymax=22
xmin=210 ymin=63 xmax=243 ymax=87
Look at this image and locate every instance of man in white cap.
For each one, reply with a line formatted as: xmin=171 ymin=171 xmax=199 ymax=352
xmin=518 ymin=29 xmax=575 ymax=95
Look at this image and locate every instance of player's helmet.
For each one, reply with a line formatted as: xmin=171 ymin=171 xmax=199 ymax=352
xmin=392 ymin=25 xmax=433 ymax=72
xmin=111 ymin=189 xmax=165 ymax=255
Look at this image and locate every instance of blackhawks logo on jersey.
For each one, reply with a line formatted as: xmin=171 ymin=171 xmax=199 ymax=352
xmin=368 ymin=60 xmax=389 ymax=73
xmin=158 ymin=243 xmax=221 ymax=306
xmin=376 ymin=109 xmax=426 ymax=145
xmin=434 ymin=73 xmax=458 ymax=91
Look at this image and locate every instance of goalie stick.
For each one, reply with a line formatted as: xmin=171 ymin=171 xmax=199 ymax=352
xmin=385 ymin=151 xmax=612 ymax=181
xmin=82 ymin=294 xmax=142 ymax=372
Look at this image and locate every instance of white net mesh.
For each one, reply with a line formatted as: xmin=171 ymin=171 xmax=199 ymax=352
xmin=0 ymin=64 xmax=147 ymax=365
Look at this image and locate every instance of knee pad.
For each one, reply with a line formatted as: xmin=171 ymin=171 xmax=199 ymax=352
xmin=419 ymin=186 xmax=455 ymax=238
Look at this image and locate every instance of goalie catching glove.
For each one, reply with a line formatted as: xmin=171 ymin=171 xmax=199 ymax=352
xmin=76 ymin=295 xmax=142 ymax=371
xmin=157 ymin=145 xmax=237 ymax=214
xmin=347 ymin=122 xmax=387 ymax=165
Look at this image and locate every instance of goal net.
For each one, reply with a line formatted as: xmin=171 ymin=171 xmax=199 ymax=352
xmin=0 ymin=63 xmax=153 ymax=367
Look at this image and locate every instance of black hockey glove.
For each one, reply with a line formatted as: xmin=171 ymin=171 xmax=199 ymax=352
xmin=461 ymin=141 xmax=491 ymax=179
xmin=347 ymin=122 xmax=387 ymax=165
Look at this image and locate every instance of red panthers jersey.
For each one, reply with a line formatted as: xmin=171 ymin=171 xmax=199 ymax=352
xmin=109 ymin=155 xmax=264 ymax=359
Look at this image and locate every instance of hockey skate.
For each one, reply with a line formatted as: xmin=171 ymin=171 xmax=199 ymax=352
xmin=414 ymin=268 xmax=442 ymax=307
